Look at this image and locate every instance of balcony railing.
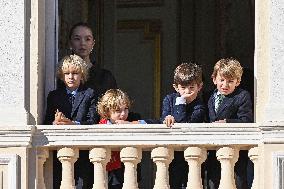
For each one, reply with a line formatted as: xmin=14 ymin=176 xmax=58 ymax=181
xmin=31 ymin=123 xmax=261 ymax=189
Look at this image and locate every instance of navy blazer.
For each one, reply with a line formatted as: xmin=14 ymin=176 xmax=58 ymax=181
xmin=44 ymin=85 xmax=99 ymax=125
xmin=160 ymin=93 xmax=206 ymax=123
xmin=208 ymin=88 xmax=253 ymax=123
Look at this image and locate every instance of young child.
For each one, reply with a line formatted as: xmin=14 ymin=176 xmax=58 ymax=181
xmin=207 ymin=58 xmax=253 ymax=189
xmin=97 ymin=89 xmax=145 ymax=189
xmin=161 ymin=62 xmax=206 ymax=126
xmin=44 ymin=54 xmax=100 ymax=189
xmin=208 ymin=58 xmax=253 ymax=123
xmin=160 ymin=62 xmax=206 ymax=188
xmin=44 ymin=54 xmax=99 ymax=125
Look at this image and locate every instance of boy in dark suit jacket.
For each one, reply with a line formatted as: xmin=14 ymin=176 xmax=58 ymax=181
xmin=161 ymin=63 xmax=206 ymax=189
xmin=44 ymin=54 xmax=99 ymax=125
xmin=44 ymin=55 xmax=99 ymax=189
xmin=208 ymin=58 xmax=253 ymax=123
xmin=161 ymin=62 xmax=206 ymax=126
xmin=206 ymin=58 xmax=253 ymax=189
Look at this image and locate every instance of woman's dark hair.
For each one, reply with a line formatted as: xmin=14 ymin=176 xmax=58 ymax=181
xmin=69 ymin=22 xmax=93 ymax=40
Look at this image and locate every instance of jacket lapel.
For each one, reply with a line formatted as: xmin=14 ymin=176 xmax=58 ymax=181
xmin=216 ymin=96 xmax=234 ymax=117
xmin=71 ymin=89 xmax=85 ymax=117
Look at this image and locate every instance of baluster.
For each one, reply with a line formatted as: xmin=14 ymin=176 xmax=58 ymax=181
xmin=121 ymin=147 xmax=142 ymax=189
xmin=89 ymin=147 xmax=111 ymax=189
xmin=151 ymin=147 xmax=173 ymax=189
xmin=217 ymin=147 xmax=238 ymax=189
xmin=184 ymin=147 xmax=206 ymax=189
xmin=248 ymin=147 xmax=259 ymax=189
xmin=57 ymin=147 xmax=79 ymax=189
xmin=37 ymin=148 xmax=49 ymax=189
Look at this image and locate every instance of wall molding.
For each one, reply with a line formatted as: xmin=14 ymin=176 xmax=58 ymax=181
xmin=273 ymin=152 xmax=284 ymax=189
xmin=117 ymin=20 xmax=162 ymax=118
xmin=0 ymin=154 xmax=18 ymax=189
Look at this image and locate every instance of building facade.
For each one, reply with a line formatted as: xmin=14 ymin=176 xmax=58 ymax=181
xmin=0 ymin=0 xmax=284 ymax=189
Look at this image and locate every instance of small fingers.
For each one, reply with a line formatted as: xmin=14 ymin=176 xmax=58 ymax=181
xmin=164 ymin=115 xmax=175 ymax=127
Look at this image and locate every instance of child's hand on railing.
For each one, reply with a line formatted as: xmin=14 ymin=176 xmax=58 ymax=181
xmin=163 ymin=115 xmax=175 ymax=127
xmin=115 ymin=120 xmax=131 ymax=124
xmin=214 ymin=119 xmax=226 ymax=123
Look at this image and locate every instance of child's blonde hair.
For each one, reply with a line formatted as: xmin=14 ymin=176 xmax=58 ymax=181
xmin=57 ymin=54 xmax=89 ymax=83
xmin=211 ymin=58 xmax=243 ymax=81
xmin=97 ymin=89 xmax=131 ymax=119
xmin=174 ymin=63 xmax=203 ymax=85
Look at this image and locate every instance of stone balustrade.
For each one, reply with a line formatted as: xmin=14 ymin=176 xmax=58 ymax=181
xmin=39 ymin=145 xmax=258 ymax=189
xmin=30 ymin=123 xmax=261 ymax=189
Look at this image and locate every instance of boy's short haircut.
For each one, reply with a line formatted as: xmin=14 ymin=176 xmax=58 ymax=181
xmin=57 ymin=54 xmax=88 ymax=83
xmin=211 ymin=58 xmax=243 ymax=81
xmin=97 ymin=89 xmax=131 ymax=119
xmin=174 ymin=63 xmax=203 ymax=86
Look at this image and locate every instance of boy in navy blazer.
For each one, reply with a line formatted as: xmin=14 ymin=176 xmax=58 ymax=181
xmin=161 ymin=62 xmax=206 ymax=126
xmin=161 ymin=63 xmax=206 ymax=188
xmin=44 ymin=54 xmax=99 ymax=125
xmin=206 ymin=58 xmax=253 ymax=189
xmin=208 ymin=58 xmax=253 ymax=123
xmin=44 ymin=54 xmax=99 ymax=189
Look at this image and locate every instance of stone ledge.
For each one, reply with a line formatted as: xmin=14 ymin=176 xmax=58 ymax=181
xmin=0 ymin=125 xmax=35 ymax=147
xmin=33 ymin=123 xmax=260 ymax=148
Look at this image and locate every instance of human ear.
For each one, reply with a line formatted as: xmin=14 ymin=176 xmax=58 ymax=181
xmin=198 ymin=82 xmax=203 ymax=91
xmin=212 ymin=77 xmax=217 ymax=85
xmin=173 ymin=84 xmax=179 ymax=92
xmin=236 ymin=79 xmax=241 ymax=87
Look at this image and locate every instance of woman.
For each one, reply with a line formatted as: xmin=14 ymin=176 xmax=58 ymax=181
xmin=59 ymin=22 xmax=117 ymax=96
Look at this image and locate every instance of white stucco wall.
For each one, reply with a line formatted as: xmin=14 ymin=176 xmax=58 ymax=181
xmin=0 ymin=1 xmax=27 ymax=124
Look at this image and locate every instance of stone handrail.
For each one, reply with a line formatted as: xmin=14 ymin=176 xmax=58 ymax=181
xmin=32 ymin=123 xmax=260 ymax=148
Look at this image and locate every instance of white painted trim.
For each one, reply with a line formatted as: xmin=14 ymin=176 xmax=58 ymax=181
xmin=0 ymin=154 xmax=18 ymax=189
xmin=273 ymin=152 xmax=284 ymax=189
xmin=44 ymin=0 xmax=58 ymax=101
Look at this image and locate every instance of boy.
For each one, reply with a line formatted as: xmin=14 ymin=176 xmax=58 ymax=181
xmin=208 ymin=58 xmax=253 ymax=123
xmin=44 ymin=54 xmax=99 ymax=189
xmin=161 ymin=62 xmax=206 ymax=189
xmin=44 ymin=54 xmax=99 ymax=125
xmin=161 ymin=62 xmax=206 ymax=126
xmin=207 ymin=58 xmax=253 ymax=189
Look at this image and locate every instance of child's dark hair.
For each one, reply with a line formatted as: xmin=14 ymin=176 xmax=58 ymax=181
xmin=174 ymin=63 xmax=203 ymax=85
xmin=69 ymin=22 xmax=93 ymax=40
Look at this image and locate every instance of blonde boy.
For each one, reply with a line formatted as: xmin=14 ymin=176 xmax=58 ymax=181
xmin=44 ymin=54 xmax=99 ymax=125
xmin=208 ymin=58 xmax=253 ymax=123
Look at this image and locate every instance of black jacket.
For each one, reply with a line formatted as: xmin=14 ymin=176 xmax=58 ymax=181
xmin=208 ymin=88 xmax=253 ymax=123
xmin=44 ymin=85 xmax=99 ymax=125
xmin=160 ymin=92 xmax=206 ymax=123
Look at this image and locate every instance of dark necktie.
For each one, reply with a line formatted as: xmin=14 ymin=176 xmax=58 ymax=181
xmin=215 ymin=93 xmax=225 ymax=112
xmin=68 ymin=93 xmax=75 ymax=105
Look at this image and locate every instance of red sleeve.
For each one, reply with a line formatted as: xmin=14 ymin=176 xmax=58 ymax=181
xmin=99 ymin=119 xmax=108 ymax=124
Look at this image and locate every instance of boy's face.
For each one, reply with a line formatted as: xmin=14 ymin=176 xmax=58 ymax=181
xmin=63 ymin=66 xmax=82 ymax=91
xmin=174 ymin=83 xmax=202 ymax=102
xmin=109 ymin=104 xmax=129 ymax=123
xmin=213 ymin=72 xmax=240 ymax=95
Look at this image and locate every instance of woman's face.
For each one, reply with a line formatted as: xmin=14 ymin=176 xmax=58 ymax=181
xmin=70 ymin=26 xmax=95 ymax=60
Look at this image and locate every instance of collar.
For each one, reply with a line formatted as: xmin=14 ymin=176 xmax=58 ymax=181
xmin=66 ymin=88 xmax=78 ymax=96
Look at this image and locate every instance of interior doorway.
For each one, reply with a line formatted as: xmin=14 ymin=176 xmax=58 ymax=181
xmin=57 ymin=0 xmax=254 ymax=121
